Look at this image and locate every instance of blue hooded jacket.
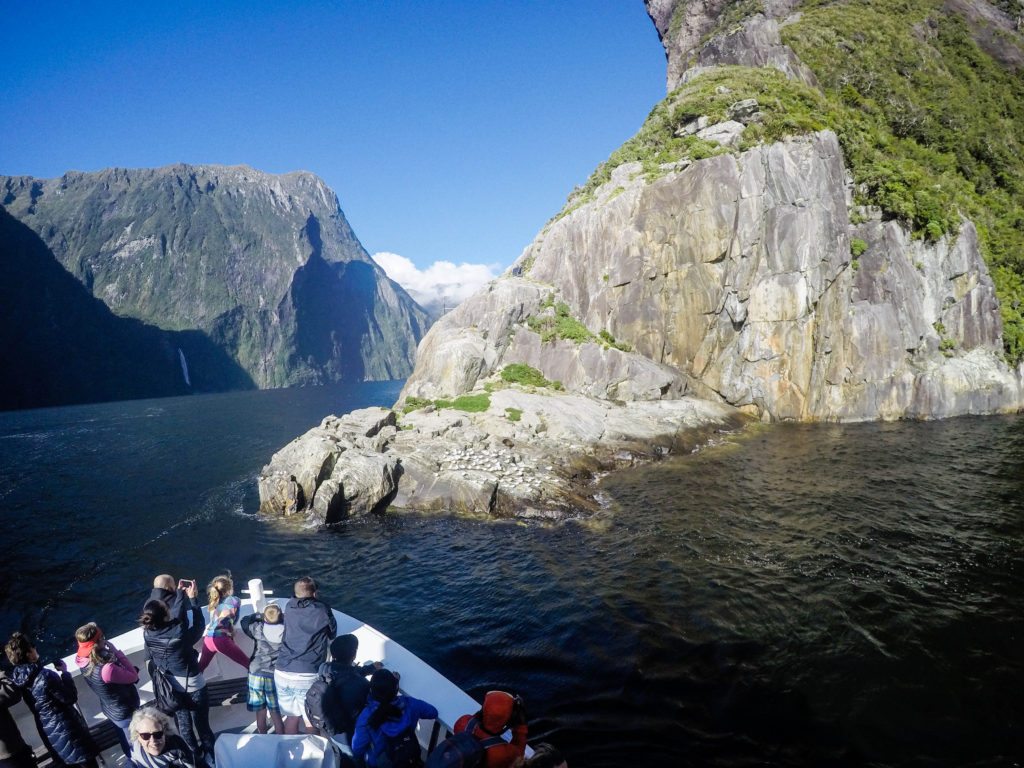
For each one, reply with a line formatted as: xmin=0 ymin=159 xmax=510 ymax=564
xmin=351 ymin=695 xmax=438 ymax=766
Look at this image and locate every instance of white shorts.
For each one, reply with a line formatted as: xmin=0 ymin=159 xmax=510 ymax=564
xmin=273 ymin=670 xmax=318 ymax=718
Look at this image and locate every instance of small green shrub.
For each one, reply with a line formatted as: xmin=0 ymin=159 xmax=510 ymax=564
xmin=527 ymin=301 xmax=597 ymax=345
xmin=598 ymin=329 xmax=633 ymax=352
xmin=501 ymin=363 xmax=550 ymax=387
xmin=505 ymin=407 xmax=523 ymax=422
xmin=402 ymin=397 xmax=432 ymax=414
xmin=851 ymin=238 xmax=868 ymax=257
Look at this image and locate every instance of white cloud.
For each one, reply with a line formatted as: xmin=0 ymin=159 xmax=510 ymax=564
xmin=372 ymin=252 xmax=499 ymax=315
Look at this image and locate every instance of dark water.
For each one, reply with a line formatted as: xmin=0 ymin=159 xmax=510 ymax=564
xmin=0 ymin=387 xmax=1021 ymax=767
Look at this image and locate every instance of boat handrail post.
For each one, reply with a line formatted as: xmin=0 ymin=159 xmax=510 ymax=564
xmin=243 ymin=578 xmax=271 ymax=613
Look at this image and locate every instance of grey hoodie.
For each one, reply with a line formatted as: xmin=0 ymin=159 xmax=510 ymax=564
xmin=240 ymin=614 xmax=285 ymax=675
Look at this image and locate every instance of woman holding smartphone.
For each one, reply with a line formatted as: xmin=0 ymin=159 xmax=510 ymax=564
xmin=140 ymin=580 xmax=214 ymax=768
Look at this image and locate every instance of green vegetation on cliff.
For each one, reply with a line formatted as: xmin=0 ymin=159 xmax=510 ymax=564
xmin=780 ymin=0 xmax=1024 ymax=357
xmin=566 ymin=0 xmax=1024 ymax=358
xmin=562 ymin=67 xmax=828 ymax=213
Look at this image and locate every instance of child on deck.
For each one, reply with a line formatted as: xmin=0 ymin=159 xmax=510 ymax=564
xmin=240 ymin=604 xmax=286 ymax=734
xmin=197 ymin=575 xmax=250 ymax=673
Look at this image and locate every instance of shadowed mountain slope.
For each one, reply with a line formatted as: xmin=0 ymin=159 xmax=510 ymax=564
xmin=1 ymin=164 xmax=429 ymax=397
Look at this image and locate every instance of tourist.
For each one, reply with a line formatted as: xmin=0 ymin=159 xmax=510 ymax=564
xmin=351 ymin=669 xmax=437 ymax=768
xmin=4 ymin=632 xmax=98 ymax=768
xmin=313 ymin=634 xmax=381 ymax=743
xmin=129 ymin=706 xmax=196 ymax=768
xmin=513 ymin=743 xmax=567 ymax=768
xmin=274 ymin=576 xmax=337 ymax=734
xmin=140 ymin=581 xmax=215 ymax=767
xmin=74 ymin=622 xmax=141 ymax=764
xmin=0 ymin=668 xmax=34 ymax=768
xmin=240 ymin=603 xmax=285 ymax=734
xmin=197 ymin=575 xmax=250 ymax=673
xmin=148 ymin=575 xmax=190 ymax=620
xmin=453 ymin=691 xmax=528 ymax=768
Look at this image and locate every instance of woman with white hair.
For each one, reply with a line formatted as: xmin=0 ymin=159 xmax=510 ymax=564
xmin=129 ymin=707 xmax=195 ymax=768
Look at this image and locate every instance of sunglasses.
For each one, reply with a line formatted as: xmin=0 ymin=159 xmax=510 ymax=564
xmin=139 ymin=731 xmax=164 ymax=742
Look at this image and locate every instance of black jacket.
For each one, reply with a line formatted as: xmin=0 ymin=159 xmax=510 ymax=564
xmin=148 ymin=587 xmax=188 ymax=621
xmin=276 ymin=597 xmax=337 ymax=674
xmin=321 ymin=662 xmax=373 ymax=740
xmin=144 ymin=598 xmax=204 ymax=678
xmin=80 ymin=660 xmax=140 ymax=722
xmin=10 ymin=662 xmax=96 ymax=766
xmin=0 ymin=671 xmax=31 ymax=761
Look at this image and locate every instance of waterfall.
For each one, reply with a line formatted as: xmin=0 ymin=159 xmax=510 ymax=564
xmin=178 ymin=348 xmax=192 ymax=387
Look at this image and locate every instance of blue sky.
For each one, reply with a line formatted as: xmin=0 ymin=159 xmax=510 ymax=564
xmin=1 ymin=1 xmax=666 ymax=286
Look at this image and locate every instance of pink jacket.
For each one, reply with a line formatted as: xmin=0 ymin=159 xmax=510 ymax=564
xmin=74 ymin=645 xmax=139 ymax=684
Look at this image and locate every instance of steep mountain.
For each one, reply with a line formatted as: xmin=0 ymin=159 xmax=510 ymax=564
xmin=0 ymin=207 xmax=251 ymax=410
xmin=1 ymin=164 xmax=429 ymax=397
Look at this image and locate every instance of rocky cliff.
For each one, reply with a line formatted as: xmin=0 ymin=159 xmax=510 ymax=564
xmin=1 ymin=165 xmax=429 ymax=395
xmin=259 ymin=0 xmax=1024 ymax=522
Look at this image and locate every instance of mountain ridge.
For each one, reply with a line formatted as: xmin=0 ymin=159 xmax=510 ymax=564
xmin=1 ymin=164 xmax=430 ymax=401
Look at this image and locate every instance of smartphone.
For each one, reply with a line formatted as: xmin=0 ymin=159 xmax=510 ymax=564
xmin=178 ymin=579 xmax=195 ymax=590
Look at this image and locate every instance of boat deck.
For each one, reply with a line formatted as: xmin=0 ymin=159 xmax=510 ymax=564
xmin=15 ymin=586 xmax=478 ymax=766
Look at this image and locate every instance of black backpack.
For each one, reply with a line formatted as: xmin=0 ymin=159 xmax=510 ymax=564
xmin=425 ymin=717 xmax=504 ymax=768
xmin=304 ymin=662 xmax=335 ymax=736
xmin=375 ymin=727 xmax=423 ymax=768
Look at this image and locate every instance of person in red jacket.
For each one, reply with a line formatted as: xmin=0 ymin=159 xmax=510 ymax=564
xmin=453 ymin=691 xmax=528 ymax=768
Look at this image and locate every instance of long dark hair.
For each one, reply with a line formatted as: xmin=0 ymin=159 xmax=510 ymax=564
xmin=368 ymin=669 xmax=402 ymax=729
xmin=139 ymin=599 xmax=170 ymax=631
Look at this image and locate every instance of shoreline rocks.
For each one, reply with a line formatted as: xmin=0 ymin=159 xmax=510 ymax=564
xmin=258 ymin=389 xmax=747 ymax=524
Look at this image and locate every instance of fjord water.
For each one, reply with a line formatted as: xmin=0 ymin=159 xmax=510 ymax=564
xmin=0 ymin=387 xmax=1021 ymax=767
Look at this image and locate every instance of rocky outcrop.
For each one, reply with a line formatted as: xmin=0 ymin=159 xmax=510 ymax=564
xmin=259 ymin=392 xmax=744 ymax=523
xmin=400 ymin=277 xmax=690 ymax=403
xmin=403 ymin=129 xmax=1020 ymax=422
xmin=644 ymin=1 xmax=814 ymax=91
xmin=260 ymin=0 xmax=1023 ymax=523
xmin=1 ymin=165 xmax=429 ymax=393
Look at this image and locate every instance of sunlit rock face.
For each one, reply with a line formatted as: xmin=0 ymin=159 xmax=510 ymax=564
xmin=1 ymin=164 xmax=429 ymax=390
xmin=402 ymin=128 xmax=1020 ymax=422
